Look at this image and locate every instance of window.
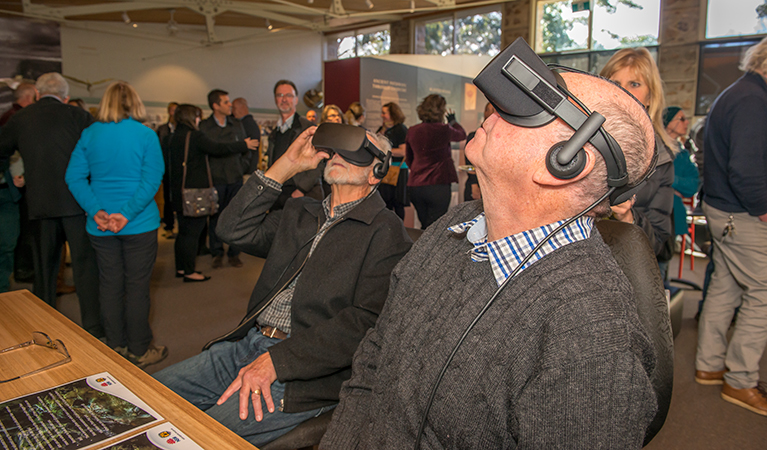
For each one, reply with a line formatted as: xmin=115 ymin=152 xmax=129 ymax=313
xmin=696 ymin=39 xmax=762 ymax=115
xmin=326 ymin=25 xmax=390 ymax=60
xmin=535 ymin=0 xmax=660 ymax=54
xmin=706 ymin=0 xmax=767 ymax=39
xmin=415 ymin=7 xmax=502 ymax=57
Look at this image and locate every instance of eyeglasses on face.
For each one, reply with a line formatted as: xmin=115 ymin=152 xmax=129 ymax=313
xmin=0 ymin=331 xmax=71 ymax=383
xmin=275 ymin=93 xmax=295 ymax=100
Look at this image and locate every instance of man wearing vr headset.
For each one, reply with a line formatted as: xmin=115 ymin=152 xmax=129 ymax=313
xmin=154 ymin=125 xmax=411 ymax=447
xmin=322 ymin=42 xmax=659 ymax=448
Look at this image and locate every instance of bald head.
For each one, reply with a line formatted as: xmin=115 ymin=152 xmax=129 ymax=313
xmin=557 ymin=72 xmax=655 ymax=215
xmin=232 ymin=97 xmax=249 ymax=119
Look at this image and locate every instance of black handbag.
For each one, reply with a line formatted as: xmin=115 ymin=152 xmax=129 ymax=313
xmin=181 ymin=131 xmax=219 ymax=217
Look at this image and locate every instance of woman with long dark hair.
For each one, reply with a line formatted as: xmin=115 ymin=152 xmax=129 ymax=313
xmin=66 ymin=81 xmax=166 ymax=368
xmin=167 ymin=104 xmax=258 ymax=282
xmin=405 ymin=94 xmax=466 ymax=229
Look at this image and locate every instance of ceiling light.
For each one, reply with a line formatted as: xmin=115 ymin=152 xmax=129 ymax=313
xmin=122 ymin=11 xmax=131 ymax=24
xmin=132 ymin=23 xmax=138 ymax=28
xmin=266 ymin=19 xmax=273 ymax=30
xmin=167 ymin=9 xmax=179 ymax=35
xmin=365 ymin=0 xmax=373 ymax=8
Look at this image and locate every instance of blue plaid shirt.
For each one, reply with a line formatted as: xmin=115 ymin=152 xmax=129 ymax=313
xmin=448 ymin=213 xmax=594 ymax=286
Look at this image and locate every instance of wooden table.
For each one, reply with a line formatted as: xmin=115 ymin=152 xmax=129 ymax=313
xmin=0 ymin=289 xmax=256 ymax=449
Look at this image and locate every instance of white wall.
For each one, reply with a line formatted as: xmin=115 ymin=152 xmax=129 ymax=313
xmin=372 ymin=54 xmax=494 ymax=79
xmin=60 ymin=21 xmax=323 ymax=116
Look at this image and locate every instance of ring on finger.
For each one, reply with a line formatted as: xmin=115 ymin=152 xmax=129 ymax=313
xmin=252 ymin=389 xmax=261 ymax=396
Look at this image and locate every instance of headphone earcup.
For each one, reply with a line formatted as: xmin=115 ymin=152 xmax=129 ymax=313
xmin=373 ymin=153 xmax=391 ymax=179
xmin=546 ymin=142 xmax=587 ymax=180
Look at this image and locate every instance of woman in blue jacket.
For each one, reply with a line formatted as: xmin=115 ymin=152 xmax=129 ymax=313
xmin=66 ymin=81 xmax=167 ymax=369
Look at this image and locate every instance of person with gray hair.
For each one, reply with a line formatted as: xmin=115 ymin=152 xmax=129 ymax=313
xmin=0 ymin=72 xmax=102 ymax=338
xmin=694 ymin=37 xmax=767 ymax=415
xmin=0 ymin=82 xmax=36 ymax=126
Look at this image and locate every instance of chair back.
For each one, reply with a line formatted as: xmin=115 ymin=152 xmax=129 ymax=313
xmin=596 ymin=220 xmax=674 ymax=446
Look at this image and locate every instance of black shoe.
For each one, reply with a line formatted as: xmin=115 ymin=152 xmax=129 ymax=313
xmin=212 ymin=255 xmax=223 ymax=269
xmin=183 ymin=274 xmax=211 ymax=283
xmin=176 ymin=270 xmax=201 ymax=278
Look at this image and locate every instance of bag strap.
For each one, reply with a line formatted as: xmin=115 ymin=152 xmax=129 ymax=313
xmin=182 ymin=131 xmax=191 ymax=189
xmin=181 ymin=131 xmax=215 ymax=189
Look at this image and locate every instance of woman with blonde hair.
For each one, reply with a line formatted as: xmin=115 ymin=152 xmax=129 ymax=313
xmin=600 ymin=48 xmax=676 ymax=276
xmin=66 ymin=81 xmax=167 ymax=368
xmin=345 ymin=102 xmax=366 ymax=127
xmin=321 ymin=104 xmax=345 ymax=124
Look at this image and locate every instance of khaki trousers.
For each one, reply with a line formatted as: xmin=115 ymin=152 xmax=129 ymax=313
xmin=696 ymin=202 xmax=767 ymax=389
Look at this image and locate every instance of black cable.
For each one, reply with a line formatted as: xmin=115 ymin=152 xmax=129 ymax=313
xmin=413 ymin=187 xmax=615 ymax=450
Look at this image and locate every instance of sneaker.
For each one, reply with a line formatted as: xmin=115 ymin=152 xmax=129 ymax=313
xmin=229 ymin=255 xmax=243 ymax=268
xmin=129 ymin=344 xmax=168 ymax=369
xmin=695 ymin=369 xmax=726 ymax=385
xmin=212 ymin=255 xmax=223 ymax=269
xmin=164 ymin=231 xmax=177 ymax=239
xmin=721 ymin=381 xmax=767 ymax=416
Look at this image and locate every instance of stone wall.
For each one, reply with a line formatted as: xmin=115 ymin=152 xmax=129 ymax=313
xmin=502 ymin=0 xmax=531 ymax=48
xmin=658 ymin=0 xmax=701 ymax=118
xmin=390 ymin=20 xmax=410 ymax=54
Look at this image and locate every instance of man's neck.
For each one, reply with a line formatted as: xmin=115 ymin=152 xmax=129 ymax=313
xmin=213 ymin=111 xmax=227 ymax=126
xmin=280 ymin=110 xmax=295 ymax=124
xmin=481 ymin=184 xmax=573 ymax=242
xmin=329 ymin=184 xmax=371 ymax=216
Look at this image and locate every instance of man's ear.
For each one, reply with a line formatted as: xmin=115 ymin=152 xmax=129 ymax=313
xmin=532 ymin=147 xmax=596 ymax=186
xmin=368 ymin=169 xmax=382 ymax=187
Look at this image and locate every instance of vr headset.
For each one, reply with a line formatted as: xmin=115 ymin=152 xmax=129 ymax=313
xmin=313 ymin=123 xmax=391 ymax=179
xmin=473 ymin=37 xmax=656 ymax=205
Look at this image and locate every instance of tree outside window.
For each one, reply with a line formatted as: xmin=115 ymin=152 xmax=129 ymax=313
xmin=416 ymin=8 xmax=501 ymax=56
xmin=707 ymin=0 xmax=767 ymax=39
xmin=536 ymin=0 xmax=659 ymax=54
xmin=326 ymin=26 xmax=390 ymax=60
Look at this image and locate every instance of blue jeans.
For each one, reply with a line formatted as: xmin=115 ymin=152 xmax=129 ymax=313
xmin=154 ymin=328 xmax=331 ymax=447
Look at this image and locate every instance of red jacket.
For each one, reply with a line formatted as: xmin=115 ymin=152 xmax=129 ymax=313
xmin=405 ymin=121 xmax=466 ymax=186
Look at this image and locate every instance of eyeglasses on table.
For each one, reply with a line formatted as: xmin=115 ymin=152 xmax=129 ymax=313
xmin=0 ymin=331 xmax=71 ymax=383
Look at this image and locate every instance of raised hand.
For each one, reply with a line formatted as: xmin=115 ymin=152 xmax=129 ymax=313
xmin=108 ymin=213 xmax=129 ymax=233
xmin=264 ymin=127 xmax=328 ymax=184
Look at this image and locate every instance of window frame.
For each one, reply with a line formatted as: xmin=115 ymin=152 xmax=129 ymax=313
xmin=324 ymin=24 xmax=391 ymax=61
xmin=533 ymin=0 xmax=661 ymax=57
xmin=413 ymin=5 xmax=503 ymax=56
xmin=702 ymin=0 xmax=767 ymax=41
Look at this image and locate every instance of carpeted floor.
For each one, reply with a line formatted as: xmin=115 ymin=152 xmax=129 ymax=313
xmin=11 ymin=229 xmax=767 ymax=448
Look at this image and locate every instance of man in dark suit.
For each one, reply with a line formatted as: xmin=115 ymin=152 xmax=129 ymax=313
xmin=0 ymin=72 xmax=102 ymax=337
xmin=266 ymin=80 xmax=322 ymax=209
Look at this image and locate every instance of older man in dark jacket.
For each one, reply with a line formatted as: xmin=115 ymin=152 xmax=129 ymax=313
xmin=0 ymin=72 xmax=101 ymax=337
xmin=155 ymin=126 xmax=412 ymax=447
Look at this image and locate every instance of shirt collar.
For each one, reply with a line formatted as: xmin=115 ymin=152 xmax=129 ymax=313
xmin=321 ymin=194 xmax=366 ymax=223
xmin=448 ymin=212 xmax=594 ymax=286
xmin=277 ymin=113 xmax=295 ymax=133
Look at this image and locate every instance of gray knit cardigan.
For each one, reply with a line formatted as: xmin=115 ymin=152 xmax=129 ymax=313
xmin=321 ymin=201 xmax=658 ymax=449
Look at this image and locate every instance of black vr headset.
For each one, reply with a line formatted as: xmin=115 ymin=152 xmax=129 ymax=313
xmin=473 ymin=37 xmax=657 ymax=205
xmin=312 ymin=122 xmax=391 ymax=179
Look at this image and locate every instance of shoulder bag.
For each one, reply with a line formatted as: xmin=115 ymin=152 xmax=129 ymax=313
xmin=181 ymin=131 xmax=219 ymax=217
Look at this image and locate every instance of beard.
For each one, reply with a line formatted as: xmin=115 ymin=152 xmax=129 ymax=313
xmin=324 ymin=160 xmax=370 ymax=186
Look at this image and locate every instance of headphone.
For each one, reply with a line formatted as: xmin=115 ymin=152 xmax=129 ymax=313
xmin=372 ymin=150 xmax=392 ymax=180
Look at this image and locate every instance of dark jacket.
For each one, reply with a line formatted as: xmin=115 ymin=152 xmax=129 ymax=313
xmin=0 ymin=96 xmax=94 ymax=219
xmin=703 ymin=71 xmax=767 ymax=217
xmin=632 ymin=137 xmax=675 ymax=258
xmin=209 ymin=174 xmax=413 ymax=413
xmin=239 ymin=114 xmax=261 ymax=173
xmin=199 ymin=114 xmax=248 ymax=185
xmin=166 ymin=124 xmax=248 ymax=212
xmin=267 ymin=113 xmax=322 ymax=198
xmin=406 ymin=121 xmax=466 ymax=186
